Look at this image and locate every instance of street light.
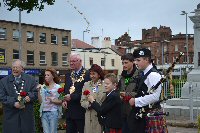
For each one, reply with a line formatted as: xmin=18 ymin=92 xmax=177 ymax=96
xmin=180 ymin=11 xmax=189 ymax=71
xmin=83 ymin=29 xmax=90 ymax=42
xmin=19 ymin=9 xmax=22 ymax=60
xmin=82 ymin=30 xmax=90 ymax=68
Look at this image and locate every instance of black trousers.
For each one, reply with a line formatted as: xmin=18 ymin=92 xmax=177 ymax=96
xmin=66 ymin=118 xmax=85 ymax=133
xmin=128 ymin=110 xmax=146 ymax=133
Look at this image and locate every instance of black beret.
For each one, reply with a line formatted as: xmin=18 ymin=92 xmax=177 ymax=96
xmin=133 ymin=48 xmax=151 ymax=58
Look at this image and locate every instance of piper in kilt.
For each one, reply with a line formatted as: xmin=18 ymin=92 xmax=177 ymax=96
xmin=128 ymin=48 xmax=168 ymax=133
xmin=87 ymin=73 xmax=122 ymax=133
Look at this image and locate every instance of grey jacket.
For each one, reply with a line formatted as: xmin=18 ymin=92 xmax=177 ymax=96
xmin=0 ymin=73 xmax=38 ymax=133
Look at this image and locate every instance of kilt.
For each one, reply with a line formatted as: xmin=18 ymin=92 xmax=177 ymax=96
xmin=104 ymin=127 xmax=122 ymax=133
xmin=145 ymin=111 xmax=168 ymax=133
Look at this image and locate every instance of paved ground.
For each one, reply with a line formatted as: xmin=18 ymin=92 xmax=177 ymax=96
xmin=168 ymin=126 xmax=198 ymax=133
xmin=58 ymin=126 xmax=198 ymax=133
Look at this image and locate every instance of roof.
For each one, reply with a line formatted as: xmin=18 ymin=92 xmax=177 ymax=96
xmin=0 ymin=20 xmax=71 ymax=32
xmin=72 ymin=39 xmax=95 ymax=49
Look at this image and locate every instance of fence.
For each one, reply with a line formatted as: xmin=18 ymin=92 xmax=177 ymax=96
xmin=162 ymin=80 xmax=186 ymax=99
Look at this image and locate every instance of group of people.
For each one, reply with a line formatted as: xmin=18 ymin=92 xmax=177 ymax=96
xmin=0 ymin=48 xmax=168 ymax=133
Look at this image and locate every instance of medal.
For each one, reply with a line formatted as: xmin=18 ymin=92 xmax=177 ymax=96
xmin=69 ymin=86 xmax=75 ymax=94
xmin=69 ymin=69 xmax=86 ymax=94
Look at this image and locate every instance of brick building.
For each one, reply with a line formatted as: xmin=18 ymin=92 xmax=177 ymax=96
xmin=0 ymin=20 xmax=71 ymax=83
xmin=141 ymin=26 xmax=194 ymax=69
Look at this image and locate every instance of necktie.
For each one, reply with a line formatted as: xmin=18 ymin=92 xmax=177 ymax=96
xmin=15 ymin=77 xmax=20 ymax=84
xmin=140 ymin=71 xmax=144 ymax=77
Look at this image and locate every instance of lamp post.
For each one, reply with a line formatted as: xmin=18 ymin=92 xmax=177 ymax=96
xmin=83 ymin=30 xmax=90 ymax=42
xmin=82 ymin=30 xmax=90 ymax=68
xmin=181 ymin=11 xmax=189 ymax=71
xmin=19 ymin=9 xmax=22 ymax=60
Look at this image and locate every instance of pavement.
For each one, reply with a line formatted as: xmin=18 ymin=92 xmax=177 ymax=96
xmin=57 ymin=118 xmax=199 ymax=133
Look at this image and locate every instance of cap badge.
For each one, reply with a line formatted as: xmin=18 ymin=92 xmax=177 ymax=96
xmin=139 ymin=51 xmax=144 ymax=55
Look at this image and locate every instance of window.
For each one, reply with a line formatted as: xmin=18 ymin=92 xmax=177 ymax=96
xmin=27 ymin=51 xmax=34 ymax=65
xmin=39 ymin=33 xmax=46 ymax=43
xmin=164 ymin=45 xmax=167 ymax=53
xmin=111 ymin=59 xmax=115 ymax=66
xmin=183 ymin=55 xmax=187 ymax=63
xmin=62 ymin=36 xmax=68 ymax=45
xmin=27 ymin=31 xmax=34 ymax=42
xmin=164 ymin=56 xmax=168 ymax=64
xmin=13 ymin=49 xmax=19 ymax=60
xmin=13 ymin=29 xmax=19 ymax=41
xmin=89 ymin=57 xmax=93 ymax=66
xmin=51 ymin=34 xmax=57 ymax=44
xmin=0 ymin=48 xmax=6 ymax=63
xmin=62 ymin=53 xmax=68 ymax=65
xmin=101 ymin=58 xmax=105 ymax=66
xmin=190 ymin=54 xmax=193 ymax=63
xmin=0 ymin=28 xmax=6 ymax=39
xmin=175 ymin=44 xmax=178 ymax=51
xmin=40 ymin=51 xmax=46 ymax=64
xmin=51 ymin=52 xmax=58 ymax=66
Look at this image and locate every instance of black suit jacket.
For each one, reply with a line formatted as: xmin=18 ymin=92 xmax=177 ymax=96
xmin=91 ymin=90 xmax=122 ymax=129
xmin=64 ymin=67 xmax=90 ymax=119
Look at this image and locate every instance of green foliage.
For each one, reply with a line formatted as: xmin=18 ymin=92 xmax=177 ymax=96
xmin=34 ymin=101 xmax=42 ymax=133
xmin=198 ymin=115 xmax=200 ymax=133
xmin=3 ymin=0 xmax=55 ymax=13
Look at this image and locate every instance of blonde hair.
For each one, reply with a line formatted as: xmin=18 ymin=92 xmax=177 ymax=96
xmin=104 ymin=73 xmax=118 ymax=84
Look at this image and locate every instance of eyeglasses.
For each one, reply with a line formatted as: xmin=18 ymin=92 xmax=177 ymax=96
xmin=70 ymin=60 xmax=79 ymax=63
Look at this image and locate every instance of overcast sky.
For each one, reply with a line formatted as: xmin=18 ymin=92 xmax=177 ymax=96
xmin=0 ymin=0 xmax=199 ymax=44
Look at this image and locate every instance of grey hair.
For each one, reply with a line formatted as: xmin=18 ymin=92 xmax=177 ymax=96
xmin=70 ymin=53 xmax=82 ymax=61
xmin=12 ymin=59 xmax=26 ymax=68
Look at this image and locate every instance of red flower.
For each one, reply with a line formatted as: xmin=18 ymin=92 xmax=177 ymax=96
xmin=83 ymin=90 xmax=90 ymax=96
xmin=58 ymin=88 xmax=64 ymax=94
xmin=123 ymin=95 xmax=132 ymax=102
xmin=20 ymin=91 xmax=27 ymax=97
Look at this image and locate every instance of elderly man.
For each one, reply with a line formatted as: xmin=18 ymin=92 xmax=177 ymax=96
xmin=0 ymin=59 xmax=38 ymax=133
xmin=62 ymin=53 xmax=90 ymax=133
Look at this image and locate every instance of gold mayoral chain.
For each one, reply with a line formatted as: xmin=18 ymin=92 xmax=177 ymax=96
xmin=13 ymin=80 xmax=25 ymax=101
xmin=69 ymin=70 xmax=86 ymax=94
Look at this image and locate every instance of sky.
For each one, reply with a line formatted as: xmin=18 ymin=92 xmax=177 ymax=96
xmin=0 ymin=0 xmax=199 ymax=44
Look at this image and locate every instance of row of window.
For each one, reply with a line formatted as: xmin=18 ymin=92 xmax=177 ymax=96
xmin=0 ymin=28 xmax=69 ymax=45
xmin=0 ymin=48 xmax=116 ymax=67
xmin=0 ymin=48 xmax=68 ymax=66
xmin=89 ymin=57 xmax=115 ymax=67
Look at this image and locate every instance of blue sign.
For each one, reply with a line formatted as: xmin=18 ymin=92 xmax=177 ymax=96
xmin=24 ymin=69 xmax=40 ymax=74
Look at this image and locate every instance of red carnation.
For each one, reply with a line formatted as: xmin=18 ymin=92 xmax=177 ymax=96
xmin=83 ymin=90 xmax=90 ymax=96
xmin=20 ymin=91 xmax=27 ymax=97
xmin=58 ymin=88 xmax=64 ymax=94
xmin=123 ymin=95 xmax=132 ymax=102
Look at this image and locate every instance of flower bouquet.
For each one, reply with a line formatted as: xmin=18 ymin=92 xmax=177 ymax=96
xmin=18 ymin=91 xmax=28 ymax=108
xmin=58 ymin=88 xmax=65 ymax=100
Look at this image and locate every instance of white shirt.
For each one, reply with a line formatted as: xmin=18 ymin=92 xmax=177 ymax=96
xmin=135 ymin=64 xmax=162 ymax=107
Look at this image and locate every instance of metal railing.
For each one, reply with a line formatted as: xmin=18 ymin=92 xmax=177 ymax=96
xmin=162 ymin=80 xmax=186 ymax=99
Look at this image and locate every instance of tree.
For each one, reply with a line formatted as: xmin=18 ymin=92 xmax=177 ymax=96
xmin=3 ymin=0 xmax=55 ymax=13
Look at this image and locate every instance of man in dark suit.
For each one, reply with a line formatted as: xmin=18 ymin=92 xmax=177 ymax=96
xmin=62 ymin=53 xmax=90 ymax=133
xmin=0 ymin=59 xmax=38 ymax=133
